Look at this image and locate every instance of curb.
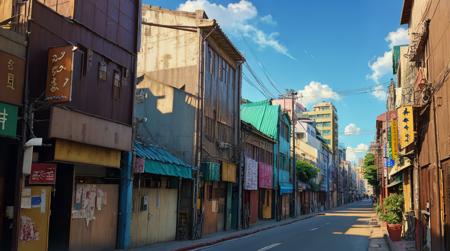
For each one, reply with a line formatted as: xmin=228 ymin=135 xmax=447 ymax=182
xmin=383 ymin=234 xmax=393 ymax=251
xmin=173 ymin=214 xmax=319 ymax=251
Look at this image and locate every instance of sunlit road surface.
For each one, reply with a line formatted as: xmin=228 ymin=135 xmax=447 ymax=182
xmin=198 ymin=200 xmax=375 ymax=251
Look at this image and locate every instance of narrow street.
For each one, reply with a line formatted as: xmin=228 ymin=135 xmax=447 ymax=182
xmin=199 ymin=200 xmax=375 ymax=251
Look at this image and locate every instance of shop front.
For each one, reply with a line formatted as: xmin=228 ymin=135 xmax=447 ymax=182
xmin=279 ymin=169 xmax=293 ymax=219
xmin=0 ymin=33 xmax=26 ymax=250
xmin=199 ymin=162 xmax=226 ymax=235
xmin=130 ymin=143 xmax=192 ymax=247
xmin=19 ymin=107 xmax=133 ymax=251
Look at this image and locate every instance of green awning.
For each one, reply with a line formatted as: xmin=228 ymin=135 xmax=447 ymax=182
xmin=135 ymin=142 xmax=192 ymax=179
xmin=388 ymin=174 xmax=403 ymax=188
xmin=201 ymin=162 xmax=220 ymax=181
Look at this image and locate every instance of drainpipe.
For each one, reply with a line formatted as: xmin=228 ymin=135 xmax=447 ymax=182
xmin=11 ymin=11 xmax=32 ymax=251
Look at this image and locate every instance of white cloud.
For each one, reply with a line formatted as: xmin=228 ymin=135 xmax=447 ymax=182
xmin=368 ymin=50 xmax=393 ymax=83
xmin=346 ymin=143 xmax=369 ymax=162
xmin=372 ymin=84 xmax=387 ymax=101
xmin=260 ymin=14 xmax=277 ymax=26
xmin=297 ymin=81 xmax=340 ymax=106
xmin=386 ymin=27 xmax=409 ymax=48
xmin=178 ymin=0 xmax=294 ymax=59
xmin=344 ymin=123 xmax=361 ymax=136
xmin=368 ymin=27 xmax=409 ymax=100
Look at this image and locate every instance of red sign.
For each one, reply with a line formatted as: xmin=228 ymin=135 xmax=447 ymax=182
xmin=29 ymin=163 xmax=56 ymax=184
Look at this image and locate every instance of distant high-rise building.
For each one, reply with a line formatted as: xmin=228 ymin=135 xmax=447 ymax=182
xmin=303 ymin=102 xmax=338 ymax=154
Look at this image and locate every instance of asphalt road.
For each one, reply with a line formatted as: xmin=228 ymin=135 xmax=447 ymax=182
xmin=197 ymin=200 xmax=375 ymax=251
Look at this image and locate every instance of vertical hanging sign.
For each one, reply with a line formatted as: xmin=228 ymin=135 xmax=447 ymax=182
xmin=391 ymin=118 xmax=399 ymax=160
xmin=0 ymin=102 xmax=18 ymax=138
xmin=397 ymin=106 xmax=414 ymax=149
xmin=45 ymin=46 xmax=75 ymax=103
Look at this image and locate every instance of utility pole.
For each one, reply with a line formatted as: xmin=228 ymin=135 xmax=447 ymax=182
xmin=286 ymin=89 xmax=298 ymax=217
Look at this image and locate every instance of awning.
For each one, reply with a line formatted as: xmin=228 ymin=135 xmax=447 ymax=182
xmin=280 ymin=182 xmax=293 ymax=194
xmin=135 ymin=143 xmax=192 ymax=179
xmin=389 ymin=158 xmax=412 ymax=178
xmin=388 ymin=174 xmax=403 ymax=188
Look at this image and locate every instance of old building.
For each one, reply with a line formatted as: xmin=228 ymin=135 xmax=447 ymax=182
xmin=398 ymin=0 xmax=450 ymax=250
xmin=240 ymin=121 xmax=275 ymax=227
xmin=3 ymin=1 xmax=140 ymax=250
xmin=138 ymin=5 xmax=244 ymax=237
xmin=241 ymin=101 xmax=293 ymax=221
xmin=0 ymin=3 xmax=27 ymax=249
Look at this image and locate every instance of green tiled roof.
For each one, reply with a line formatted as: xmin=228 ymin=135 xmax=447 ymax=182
xmin=240 ymin=100 xmax=280 ymax=140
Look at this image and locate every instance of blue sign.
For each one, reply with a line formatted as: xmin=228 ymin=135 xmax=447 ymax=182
xmin=385 ymin=158 xmax=395 ymax=167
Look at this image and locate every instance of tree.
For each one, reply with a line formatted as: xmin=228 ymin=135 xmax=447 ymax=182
xmin=296 ymin=159 xmax=320 ymax=191
xmin=362 ymin=153 xmax=379 ymax=194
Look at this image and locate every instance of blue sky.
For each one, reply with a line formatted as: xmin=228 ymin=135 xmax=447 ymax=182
xmin=143 ymin=0 xmax=408 ymax=163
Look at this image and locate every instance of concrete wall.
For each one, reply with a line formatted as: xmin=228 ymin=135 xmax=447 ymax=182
xmin=138 ymin=6 xmax=200 ymax=96
xmin=135 ymin=79 xmax=197 ymax=165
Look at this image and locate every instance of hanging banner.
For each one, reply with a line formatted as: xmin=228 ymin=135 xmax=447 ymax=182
xmin=397 ymin=106 xmax=414 ymax=149
xmin=0 ymin=102 xmax=18 ymax=138
xmin=45 ymin=46 xmax=75 ymax=103
xmin=258 ymin=162 xmax=273 ymax=189
xmin=0 ymin=51 xmax=25 ymax=105
xmin=244 ymin=157 xmax=258 ymax=190
xmin=29 ymin=163 xmax=57 ymax=184
xmin=387 ymin=124 xmax=393 ymax=160
xmin=391 ymin=119 xmax=399 ymax=160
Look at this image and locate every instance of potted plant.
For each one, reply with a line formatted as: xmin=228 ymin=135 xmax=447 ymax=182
xmin=380 ymin=194 xmax=404 ymax=241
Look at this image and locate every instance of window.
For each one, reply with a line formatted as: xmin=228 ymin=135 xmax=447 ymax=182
xmin=113 ymin=70 xmax=121 ymax=100
xmin=209 ymin=49 xmax=214 ymax=75
xmin=321 ymin=130 xmax=331 ymax=136
xmin=99 ymin=60 xmax=107 ymax=80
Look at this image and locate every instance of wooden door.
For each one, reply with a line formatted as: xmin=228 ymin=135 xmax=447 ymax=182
xmin=69 ymin=184 xmax=118 ymax=251
xmin=18 ymin=186 xmax=52 ymax=251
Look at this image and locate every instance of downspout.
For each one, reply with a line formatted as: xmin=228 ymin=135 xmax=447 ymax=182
xmin=237 ymin=61 xmax=243 ymax=230
xmin=117 ymin=1 xmax=141 ymax=248
xmin=12 ymin=9 xmax=32 ymax=251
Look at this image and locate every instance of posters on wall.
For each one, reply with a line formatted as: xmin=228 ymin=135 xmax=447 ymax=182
xmin=72 ymin=184 xmax=107 ymax=226
xmin=244 ymin=157 xmax=258 ymax=190
xmin=19 ymin=216 xmax=40 ymax=241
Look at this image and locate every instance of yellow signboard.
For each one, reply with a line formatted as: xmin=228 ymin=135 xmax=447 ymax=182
xmin=397 ymin=106 xmax=414 ymax=149
xmin=391 ymin=118 xmax=399 ymax=160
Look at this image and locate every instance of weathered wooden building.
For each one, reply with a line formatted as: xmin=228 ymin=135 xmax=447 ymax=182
xmin=132 ymin=76 xmax=196 ymax=246
xmin=400 ymin=0 xmax=450 ymax=250
xmin=3 ymin=1 xmax=140 ymax=250
xmin=241 ymin=121 xmax=275 ymax=227
xmin=241 ymin=101 xmax=293 ymax=221
xmin=138 ymin=5 xmax=244 ymax=237
xmin=0 ymin=3 xmax=27 ymax=249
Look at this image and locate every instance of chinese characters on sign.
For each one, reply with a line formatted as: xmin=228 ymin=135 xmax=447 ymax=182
xmin=391 ymin=118 xmax=399 ymax=160
xmin=397 ymin=106 xmax=414 ymax=149
xmin=45 ymin=46 xmax=75 ymax=103
xmin=0 ymin=102 xmax=18 ymax=138
xmin=0 ymin=51 xmax=25 ymax=105
xmin=29 ymin=163 xmax=57 ymax=184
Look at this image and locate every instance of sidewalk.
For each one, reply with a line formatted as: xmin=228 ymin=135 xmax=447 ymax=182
xmin=368 ymin=216 xmax=390 ymax=251
xmin=125 ymin=213 xmax=320 ymax=251
xmin=368 ymin=216 xmax=417 ymax=251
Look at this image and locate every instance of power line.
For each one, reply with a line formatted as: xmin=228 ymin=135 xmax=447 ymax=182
xmin=241 ymin=37 xmax=283 ymax=95
xmin=244 ymin=62 xmax=276 ymax=98
xmin=242 ymin=72 xmax=272 ymax=99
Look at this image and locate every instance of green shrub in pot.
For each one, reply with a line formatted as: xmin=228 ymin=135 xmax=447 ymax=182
xmin=380 ymin=194 xmax=404 ymax=224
